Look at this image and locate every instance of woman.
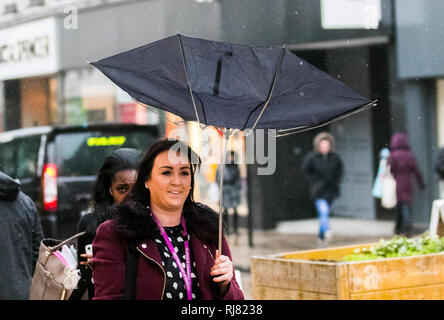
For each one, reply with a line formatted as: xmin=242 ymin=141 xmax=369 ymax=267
xmin=70 ymin=148 xmax=143 ymax=300
xmin=301 ymin=132 xmax=343 ymax=244
xmin=216 ymin=151 xmax=241 ymax=235
xmin=388 ymin=133 xmax=425 ymax=236
xmin=91 ymin=138 xmax=244 ymax=300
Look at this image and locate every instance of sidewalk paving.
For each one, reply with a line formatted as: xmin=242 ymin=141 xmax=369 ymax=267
xmin=227 ymin=218 xmax=404 ymax=300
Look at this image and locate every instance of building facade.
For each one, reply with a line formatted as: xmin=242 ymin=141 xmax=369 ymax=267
xmin=0 ymin=0 xmax=442 ymax=231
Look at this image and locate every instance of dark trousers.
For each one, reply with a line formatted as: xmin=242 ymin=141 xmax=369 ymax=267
xmin=223 ymin=208 xmax=239 ymax=235
xmin=395 ymin=201 xmax=412 ymax=235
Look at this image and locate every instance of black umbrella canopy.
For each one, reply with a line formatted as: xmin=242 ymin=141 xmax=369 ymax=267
xmin=90 ymin=34 xmax=375 ymax=133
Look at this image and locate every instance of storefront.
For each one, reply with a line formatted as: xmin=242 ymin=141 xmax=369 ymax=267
xmin=394 ymin=0 xmax=444 ymax=225
xmin=0 ymin=17 xmax=58 ymax=130
xmin=3 ymin=0 xmax=439 ymax=232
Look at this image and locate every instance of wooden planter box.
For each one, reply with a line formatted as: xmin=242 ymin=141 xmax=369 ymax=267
xmin=251 ymin=243 xmax=444 ymax=300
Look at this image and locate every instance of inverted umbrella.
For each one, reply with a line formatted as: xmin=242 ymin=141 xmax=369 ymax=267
xmin=91 ymin=34 xmax=376 ymax=254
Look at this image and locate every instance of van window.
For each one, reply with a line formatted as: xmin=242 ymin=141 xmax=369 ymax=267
xmin=55 ymin=130 xmax=156 ymax=177
xmin=0 ymin=141 xmax=16 ymax=177
xmin=0 ymin=136 xmax=41 ymax=179
xmin=16 ymin=136 xmax=41 ymax=179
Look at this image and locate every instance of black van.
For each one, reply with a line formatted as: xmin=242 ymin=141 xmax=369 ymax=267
xmin=0 ymin=123 xmax=159 ymax=239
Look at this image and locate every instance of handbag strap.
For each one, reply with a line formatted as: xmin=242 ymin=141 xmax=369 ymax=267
xmin=123 ymin=240 xmax=139 ymax=300
xmin=49 ymin=232 xmax=86 ymax=253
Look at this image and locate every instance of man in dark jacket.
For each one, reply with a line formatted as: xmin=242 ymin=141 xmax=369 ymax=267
xmin=0 ymin=171 xmax=44 ymax=299
xmin=388 ymin=133 xmax=425 ymax=236
xmin=302 ymin=132 xmax=343 ymax=243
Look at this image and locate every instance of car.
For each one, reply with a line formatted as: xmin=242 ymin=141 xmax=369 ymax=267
xmin=0 ymin=123 xmax=159 ymax=239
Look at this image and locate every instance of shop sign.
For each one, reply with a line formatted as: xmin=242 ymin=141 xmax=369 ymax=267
xmin=0 ymin=17 xmax=58 ymax=80
xmin=321 ymin=0 xmax=382 ymax=30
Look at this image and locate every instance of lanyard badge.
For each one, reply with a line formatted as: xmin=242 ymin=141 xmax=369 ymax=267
xmin=151 ymin=213 xmax=193 ymax=300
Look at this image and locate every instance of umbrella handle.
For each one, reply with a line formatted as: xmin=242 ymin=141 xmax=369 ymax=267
xmin=218 ymin=130 xmax=231 ymax=256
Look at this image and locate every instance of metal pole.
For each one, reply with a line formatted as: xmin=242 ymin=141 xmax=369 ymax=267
xmin=218 ymin=130 xmax=230 ymax=256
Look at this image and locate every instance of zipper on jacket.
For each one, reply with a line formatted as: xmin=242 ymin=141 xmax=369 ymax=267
xmin=136 ymin=247 xmax=166 ymax=300
xmin=203 ymin=244 xmax=215 ymax=261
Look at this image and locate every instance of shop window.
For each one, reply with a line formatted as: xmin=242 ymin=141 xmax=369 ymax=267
xmin=87 ymin=109 xmax=106 ymax=122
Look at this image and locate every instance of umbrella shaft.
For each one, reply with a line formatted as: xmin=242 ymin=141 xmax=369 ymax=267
xmin=218 ymin=133 xmax=230 ymax=256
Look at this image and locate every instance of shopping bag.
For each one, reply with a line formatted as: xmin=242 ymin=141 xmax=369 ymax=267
xmin=381 ymin=166 xmax=397 ymax=209
xmin=208 ymin=182 xmax=219 ymax=203
xmin=29 ymin=232 xmax=85 ymax=300
xmin=372 ymin=159 xmax=387 ymax=199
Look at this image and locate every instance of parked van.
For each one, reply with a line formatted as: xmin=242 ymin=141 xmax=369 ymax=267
xmin=0 ymin=123 xmax=159 ymax=239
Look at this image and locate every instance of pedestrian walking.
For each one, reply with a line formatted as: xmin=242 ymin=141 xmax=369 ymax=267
xmin=388 ymin=133 xmax=425 ymax=236
xmin=301 ymin=132 xmax=343 ymax=244
xmin=435 ymin=147 xmax=444 ymax=199
xmin=90 ymin=138 xmax=244 ymax=300
xmin=0 ymin=171 xmax=44 ymax=300
xmin=216 ymin=151 xmax=242 ymax=235
xmin=70 ymin=148 xmax=143 ymax=300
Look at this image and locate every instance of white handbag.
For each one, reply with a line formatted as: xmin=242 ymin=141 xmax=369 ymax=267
xmin=381 ymin=165 xmax=397 ymax=209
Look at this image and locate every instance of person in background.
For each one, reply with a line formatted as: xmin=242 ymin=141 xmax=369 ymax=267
xmin=216 ymin=151 xmax=242 ymax=236
xmin=0 ymin=171 xmax=44 ymax=300
xmin=435 ymin=147 xmax=444 ymax=199
xmin=69 ymin=148 xmax=143 ymax=300
xmin=388 ymin=133 xmax=425 ymax=236
xmin=91 ymin=138 xmax=244 ymax=300
xmin=301 ymin=132 xmax=343 ymax=245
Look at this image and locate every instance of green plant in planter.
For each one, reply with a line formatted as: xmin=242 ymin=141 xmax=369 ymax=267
xmin=342 ymin=233 xmax=444 ymax=262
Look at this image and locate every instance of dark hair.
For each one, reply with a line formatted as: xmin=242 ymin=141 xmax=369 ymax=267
xmin=92 ymin=148 xmax=143 ymax=224
xmin=113 ymin=138 xmax=219 ymax=245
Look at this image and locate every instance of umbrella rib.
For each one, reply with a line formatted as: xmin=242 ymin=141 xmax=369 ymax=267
xmin=177 ymin=34 xmax=206 ymax=126
xmin=245 ymin=45 xmax=286 ymax=132
xmin=275 ymin=100 xmax=377 ymax=137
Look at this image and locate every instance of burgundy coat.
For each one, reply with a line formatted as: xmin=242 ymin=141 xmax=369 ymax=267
xmin=388 ymin=133 xmax=425 ymax=204
xmin=91 ymin=219 xmax=244 ymax=300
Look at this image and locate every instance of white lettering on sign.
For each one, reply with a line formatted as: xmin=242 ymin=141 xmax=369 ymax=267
xmin=0 ymin=17 xmax=58 ymax=80
xmin=0 ymin=36 xmax=49 ymax=64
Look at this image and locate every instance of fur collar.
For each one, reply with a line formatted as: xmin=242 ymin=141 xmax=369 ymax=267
xmin=111 ymin=198 xmax=219 ymax=245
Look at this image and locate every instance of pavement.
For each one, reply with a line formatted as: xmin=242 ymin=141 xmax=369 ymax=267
xmin=226 ymin=217 xmax=424 ymax=300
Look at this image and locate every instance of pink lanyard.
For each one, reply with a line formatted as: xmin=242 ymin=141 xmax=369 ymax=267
xmin=151 ymin=214 xmax=192 ymax=300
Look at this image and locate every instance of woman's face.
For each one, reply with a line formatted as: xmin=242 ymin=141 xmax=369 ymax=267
xmin=109 ymin=169 xmax=137 ymax=204
xmin=145 ymin=150 xmax=192 ymax=212
xmin=319 ymin=139 xmax=331 ymax=155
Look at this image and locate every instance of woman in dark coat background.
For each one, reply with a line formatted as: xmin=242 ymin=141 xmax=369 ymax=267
xmin=388 ymin=133 xmax=425 ymax=236
xmin=70 ymin=148 xmax=143 ymax=300
xmin=90 ymin=138 xmax=244 ymax=300
xmin=216 ymin=151 xmax=241 ymax=235
xmin=301 ymin=132 xmax=343 ymax=243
